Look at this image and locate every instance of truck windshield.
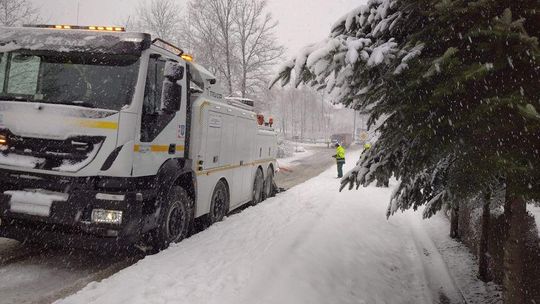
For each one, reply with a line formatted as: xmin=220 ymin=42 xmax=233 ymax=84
xmin=0 ymin=51 xmax=140 ymax=110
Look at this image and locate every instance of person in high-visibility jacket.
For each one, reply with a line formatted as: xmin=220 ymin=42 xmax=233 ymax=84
xmin=332 ymin=143 xmax=346 ymax=178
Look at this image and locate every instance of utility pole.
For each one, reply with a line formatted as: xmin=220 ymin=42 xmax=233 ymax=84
xmin=76 ymin=0 xmax=80 ymax=24
xmin=321 ymin=92 xmax=325 ymax=145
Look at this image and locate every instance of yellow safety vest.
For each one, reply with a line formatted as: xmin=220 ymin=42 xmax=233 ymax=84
xmin=336 ymin=146 xmax=345 ymax=160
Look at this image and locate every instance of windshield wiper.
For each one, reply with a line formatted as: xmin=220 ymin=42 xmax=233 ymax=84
xmin=0 ymin=95 xmax=32 ymax=101
xmin=0 ymin=97 xmax=97 ymax=108
xmin=52 ymin=101 xmax=96 ymax=108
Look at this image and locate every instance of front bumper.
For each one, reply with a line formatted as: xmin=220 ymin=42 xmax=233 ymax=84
xmin=0 ymin=170 xmax=150 ymax=249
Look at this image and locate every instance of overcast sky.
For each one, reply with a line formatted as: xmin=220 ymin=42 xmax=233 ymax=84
xmin=30 ymin=0 xmax=365 ymax=55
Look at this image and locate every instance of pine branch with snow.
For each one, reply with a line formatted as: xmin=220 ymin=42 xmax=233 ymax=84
xmin=276 ymin=0 xmax=540 ymax=220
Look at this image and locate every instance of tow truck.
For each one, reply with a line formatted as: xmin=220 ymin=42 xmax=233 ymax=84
xmin=0 ymin=25 xmax=277 ymax=251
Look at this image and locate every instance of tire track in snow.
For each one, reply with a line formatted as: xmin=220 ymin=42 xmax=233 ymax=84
xmin=236 ymin=167 xmax=436 ymax=304
xmin=407 ymin=213 xmax=466 ymax=304
xmin=0 ymin=242 xmax=141 ymax=304
xmin=234 ymin=182 xmax=339 ymax=303
xmin=0 ymin=240 xmax=50 ymax=267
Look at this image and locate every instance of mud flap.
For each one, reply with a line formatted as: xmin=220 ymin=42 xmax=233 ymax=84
xmin=271 ymin=180 xmax=287 ymax=195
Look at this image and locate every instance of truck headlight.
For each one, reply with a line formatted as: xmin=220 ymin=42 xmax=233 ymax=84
xmin=91 ymin=209 xmax=123 ymax=224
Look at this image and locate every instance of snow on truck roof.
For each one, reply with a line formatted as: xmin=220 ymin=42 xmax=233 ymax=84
xmin=0 ymin=26 xmax=151 ymax=55
xmin=0 ymin=24 xmax=218 ymax=91
xmin=225 ymin=97 xmax=255 ymax=107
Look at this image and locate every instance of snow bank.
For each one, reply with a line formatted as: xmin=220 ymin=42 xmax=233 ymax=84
xmin=277 ymin=140 xmax=321 ymax=159
xmin=58 ymin=150 xmax=493 ymax=304
xmin=294 ymin=146 xmax=306 ymax=153
xmin=422 ymin=214 xmax=503 ymax=303
xmin=277 ymin=149 xmax=314 ymax=169
xmin=276 ymin=140 xmax=316 ymax=169
xmin=527 ymin=204 xmax=540 ymax=238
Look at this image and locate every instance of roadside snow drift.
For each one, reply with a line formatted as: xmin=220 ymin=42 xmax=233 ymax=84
xmin=58 ymin=151 xmax=464 ymax=304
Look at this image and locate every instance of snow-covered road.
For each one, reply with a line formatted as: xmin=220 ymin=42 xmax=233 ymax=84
xmin=58 ymin=151 xmax=467 ymax=304
xmin=0 ymin=239 xmax=137 ymax=304
xmin=275 ymin=145 xmax=343 ymax=189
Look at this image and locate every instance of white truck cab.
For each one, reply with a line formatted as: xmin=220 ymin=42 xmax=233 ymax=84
xmin=0 ymin=25 xmax=277 ymax=251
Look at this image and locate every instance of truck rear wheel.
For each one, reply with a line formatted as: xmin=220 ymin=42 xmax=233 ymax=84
xmin=252 ymin=168 xmax=264 ymax=205
xmin=152 ymin=186 xmax=193 ymax=251
xmin=263 ymin=167 xmax=274 ymax=200
xmin=208 ymin=180 xmax=229 ymax=224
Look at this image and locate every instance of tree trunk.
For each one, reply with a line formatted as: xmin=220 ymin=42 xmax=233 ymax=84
xmin=503 ymin=191 xmax=526 ymax=304
xmin=479 ymin=191 xmax=491 ymax=282
xmin=450 ymin=206 xmax=459 ymax=239
xmin=225 ymin=38 xmax=233 ymax=95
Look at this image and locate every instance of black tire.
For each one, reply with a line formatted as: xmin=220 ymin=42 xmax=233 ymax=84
xmin=208 ymin=180 xmax=229 ymax=224
xmin=152 ymin=186 xmax=193 ymax=251
xmin=252 ymin=168 xmax=264 ymax=205
xmin=263 ymin=167 xmax=274 ymax=200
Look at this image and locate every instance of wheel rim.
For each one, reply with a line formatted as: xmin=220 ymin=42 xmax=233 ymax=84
xmin=167 ymin=201 xmax=185 ymax=242
xmin=212 ymin=184 xmax=227 ymax=221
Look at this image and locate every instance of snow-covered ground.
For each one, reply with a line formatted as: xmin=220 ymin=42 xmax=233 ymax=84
xmin=277 ymin=149 xmax=314 ymax=169
xmin=422 ymin=214 xmax=502 ymax=303
xmin=292 ymin=142 xmax=330 ymax=148
xmin=527 ymin=204 xmax=540 ymax=237
xmin=58 ymin=150 xmax=498 ymax=304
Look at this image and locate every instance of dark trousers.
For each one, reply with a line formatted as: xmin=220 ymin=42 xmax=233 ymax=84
xmin=337 ymin=160 xmax=345 ymax=178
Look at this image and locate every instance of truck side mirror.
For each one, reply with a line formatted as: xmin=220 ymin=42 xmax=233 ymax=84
xmin=161 ymin=79 xmax=181 ymax=113
xmin=161 ymin=61 xmax=184 ymax=114
xmin=164 ymin=61 xmax=184 ymax=81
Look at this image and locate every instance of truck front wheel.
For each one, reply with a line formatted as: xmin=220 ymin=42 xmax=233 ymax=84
xmin=152 ymin=186 xmax=193 ymax=251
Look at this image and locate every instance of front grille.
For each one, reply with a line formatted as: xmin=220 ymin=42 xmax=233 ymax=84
xmin=0 ymin=130 xmax=104 ymax=170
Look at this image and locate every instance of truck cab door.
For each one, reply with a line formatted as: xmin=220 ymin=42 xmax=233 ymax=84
xmin=133 ymin=54 xmax=187 ymax=176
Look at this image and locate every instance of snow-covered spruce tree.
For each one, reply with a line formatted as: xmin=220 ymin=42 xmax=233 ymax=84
xmin=396 ymin=5 xmax=540 ymax=303
xmin=273 ymin=0 xmax=539 ymax=215
xmin=272 ymin=0 xmax=460 ymax=217
xmin=273 ymin=1 xmax=539 ymax=302
xmin=423 ymin=4 xmax=539 ymax=303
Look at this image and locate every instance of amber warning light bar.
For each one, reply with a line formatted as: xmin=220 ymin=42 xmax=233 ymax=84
xmin=24 ymin=24 xmax=125 ymax=32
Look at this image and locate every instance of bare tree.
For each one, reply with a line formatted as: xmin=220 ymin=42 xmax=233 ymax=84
xmin=185 ymin=0 xmax=283 ymax=97
xmin=262 ymin=86 xmax=350 ymax=141
xmin=186 ymin=0 xmax=236 ymax=95
xmin=233 ymin=0 xmax=283 ymax=97
xmin=0 ymin=0 xmax=40 ymax=27
xmin=131 ymin=0 xmax=182 ymax=43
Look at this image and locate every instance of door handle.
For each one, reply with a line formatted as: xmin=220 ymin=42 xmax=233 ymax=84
xmin=168 ymin=144 xmax=176 ymax=154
